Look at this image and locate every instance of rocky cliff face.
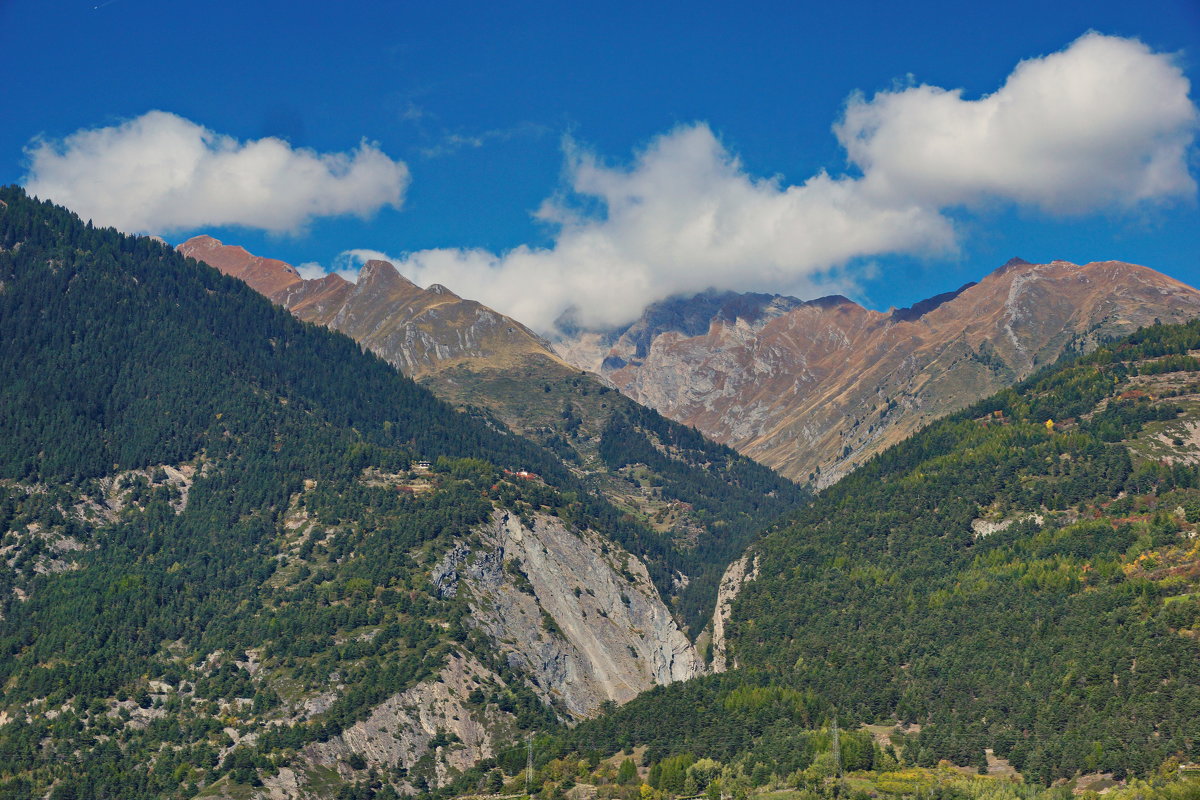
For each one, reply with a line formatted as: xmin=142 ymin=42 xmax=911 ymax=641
xmin=178 ymin=235 xmax=567 ymax=380
xmin=435 ymin=509 xmax=703 ymax=718
xmin=555 ymin=259 xmax=1200 ymax=484
xmin=276 ymin=507 xmax=703 ymax=797
xmin=709 ymin=554 xmax=758 ymax=674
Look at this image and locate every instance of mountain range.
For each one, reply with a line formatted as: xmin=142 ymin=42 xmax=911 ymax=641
xmin=0 ymin=191 xmax=713 ymax=798
xmin=178 ymin=236 xmax=1200 ymax=491
xmin=556 ymin=258 xmax=1200 ymax=484
xmin=0 ymin=190 xmax=809 ymax=798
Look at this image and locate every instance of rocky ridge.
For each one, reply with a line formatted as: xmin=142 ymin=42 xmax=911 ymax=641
xmin=178 ymin=235 xmax=567 ymax=379
xmin=555 ymin=259 xmax=1200 ymax=484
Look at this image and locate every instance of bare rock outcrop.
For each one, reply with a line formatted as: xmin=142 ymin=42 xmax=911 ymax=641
xmin=710 ymin=554 xmax=758 ymax=673
xmin=301 ymin=652 xmax=514 ymax=790
xmin=286 ymin=508 xmax=704 ymax=797
xmin=441 ymin=510 xmax=704 ymax=717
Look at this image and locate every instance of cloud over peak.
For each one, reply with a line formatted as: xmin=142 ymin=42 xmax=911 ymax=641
xmin=23 ymin=111 xmax=409 ymax=234
xmin=336 ymin=124 xmax=956 ymax=331
xmin=337 ymin=33 xmax=1195 ymax=331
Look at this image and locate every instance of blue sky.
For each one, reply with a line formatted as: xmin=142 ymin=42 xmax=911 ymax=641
xmin=2 ymin=0 xmax=1198 ymax=330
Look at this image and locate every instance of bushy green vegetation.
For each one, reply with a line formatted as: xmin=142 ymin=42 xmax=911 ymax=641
xmin=461 ymin=726 xmax=1199 ymax=800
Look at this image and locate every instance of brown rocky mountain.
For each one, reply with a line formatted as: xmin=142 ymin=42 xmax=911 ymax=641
xmin=178 ymin=235 xmax=566 ymax=379
xmin=554 ymin=258 xmax=1200 ymax=485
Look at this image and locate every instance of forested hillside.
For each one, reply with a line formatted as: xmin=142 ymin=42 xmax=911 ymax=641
xmin=547 ymin=319 xmax=1200 ymax=788
xmin=0 ymin=188 xmax=726 ymax=798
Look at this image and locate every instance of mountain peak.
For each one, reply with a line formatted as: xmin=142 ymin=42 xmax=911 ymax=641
xmin=180 ymin=233 xmax=223 ymax=249
xmin=177 ymin=234 xmax=302 ymax=297
xmin=713 ymin=292 xmax=803 ymax=325
xmin=983 ymin=257 xmax=1037 ymax=278
xmin=805 ymin=293 xmax=859 ymax=310
xmin=357 ymin=258 xmax=416 ymax=290
xmin=426 ymin=283 xmax=459 ymax=298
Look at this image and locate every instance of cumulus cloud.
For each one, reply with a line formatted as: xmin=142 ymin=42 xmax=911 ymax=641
xmin=836 ymin=32 xmax=1197 ymax=213
xmin=23 ymin=111 xmax=409 ymax=234
xmin=319 ymin=32 xmax=1195 ymax=332
xmin=337 ymin=125 xmax=955 ymax=330
xmin=31 ymin=34 xmax=1195 ymax=331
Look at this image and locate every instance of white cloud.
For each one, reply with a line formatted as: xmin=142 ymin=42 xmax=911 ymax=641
xmin=298 ymin=260 xmax=360 ymax=284
xmin=320 ymin=33 xmax=1195 ymax=332
xmin=32 ymin=35 xmax=1195 ymax=332
xmin=297 ymin=262 xmax=330 ymax=280
xmin=836 ymin=32 xmax=1197 ymax=213
xmin=337 ymin=124 xmax=956 ymax=330
xmin=23 ymin=111 xmax=409 ymax=234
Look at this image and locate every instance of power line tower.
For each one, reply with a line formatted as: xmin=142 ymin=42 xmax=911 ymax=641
xmin=526 ymin=732 xmax=534 ymax=797
xmin=831 ymin=711 xmax=842 ymax=780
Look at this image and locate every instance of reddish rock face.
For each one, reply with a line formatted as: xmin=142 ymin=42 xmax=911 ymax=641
xmin=178 ymin=235 xmax=566 ymax=379
xmin=178 ymin=235 xmax=303 ymax=297
xmin=555 ymin=259 xmax=1200 ymax=485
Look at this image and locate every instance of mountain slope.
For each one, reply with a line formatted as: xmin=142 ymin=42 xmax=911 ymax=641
xmin=0 ymin=188 xmax=704 ymax=799
xmin=177 ymin=236 xmax=808 ymax=635
xmin=557 ymin=259 xmax=1200 ymax=485
xmin=564 ymin=319 xmax=1200 ymax=783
